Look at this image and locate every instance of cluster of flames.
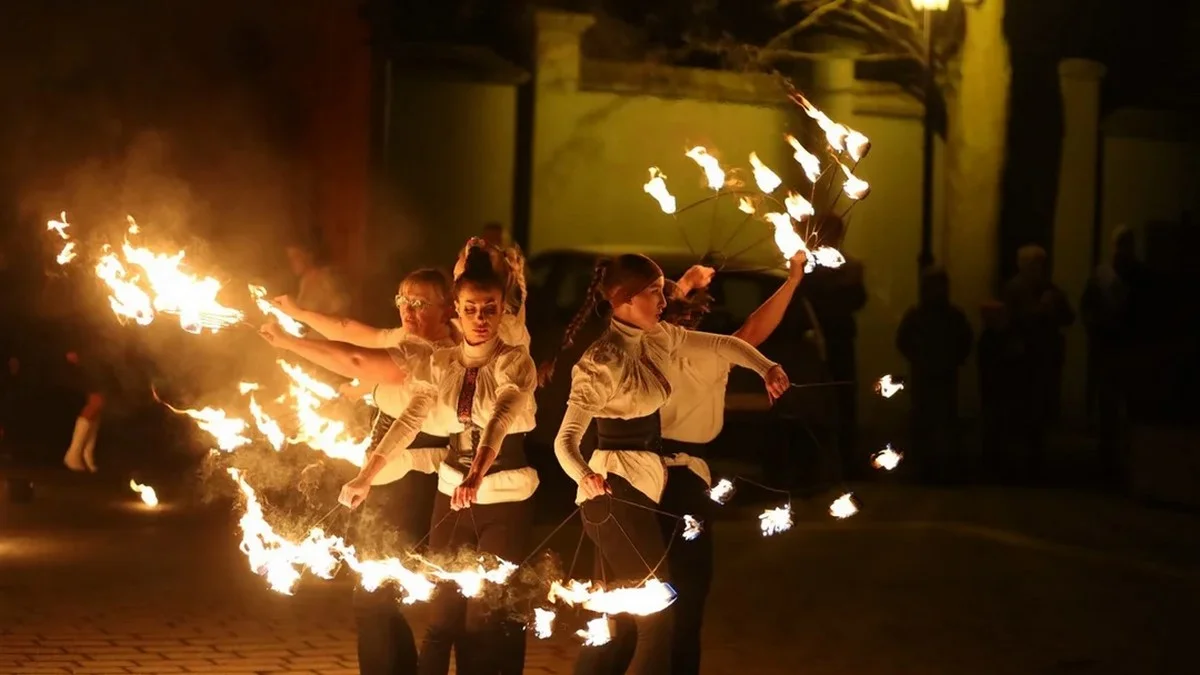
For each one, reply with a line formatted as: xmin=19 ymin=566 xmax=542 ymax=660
xmin=704 ymin=374 xmax=907 ymax=534
xmin=643 ymin=93 xmax=871 ymax=274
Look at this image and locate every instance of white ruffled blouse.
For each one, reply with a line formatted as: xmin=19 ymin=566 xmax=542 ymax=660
xmin=373 ymin=335 xmax=539 ymax=504
xmin=554 ymin=320 xmax=776 ymax=504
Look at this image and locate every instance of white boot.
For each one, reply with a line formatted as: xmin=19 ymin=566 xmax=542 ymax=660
xmin=81 ymin=418 xmax=99 ymax=473
xmin=63 ymin=417 xmax=90 ymax=472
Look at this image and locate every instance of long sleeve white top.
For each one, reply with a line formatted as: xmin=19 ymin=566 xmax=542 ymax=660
xmin=367 ymin=328 xmax=457 ymax=485
xmin=372 ymin=335 xmax=539 ymax=504
xmin=554 ymin=319 xmax=776 ymax=503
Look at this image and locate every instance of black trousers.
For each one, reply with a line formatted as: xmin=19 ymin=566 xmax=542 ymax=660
xmin=351 ymin=471 xmax=439 ymax=675
xmin=574 ymin=474 xmax=674 ymax=675
xmin=418 ymin=493 xmax=532 ymax=675
xmin=658 ymin=463 xmax=713 ymax=675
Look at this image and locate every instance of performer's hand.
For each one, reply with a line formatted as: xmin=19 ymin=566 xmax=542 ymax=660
xmin=271 ymin=295 xmax=300 ymax=316
xmin=580 ymin=472 xmax=612 ymax=501
xmin=677 ymin=265 xmax=716 ymax=296
xmin=339 ymin=477 xmax=372 ymax=510
xmin=764 ymin=365 xmax=790 ymax=402
xmin=451 ymin=472 xmax=482 ymax=511
xmin=258 ymin=322 xmax=284 ymax=344
xmin=788 ymin=251 xmax=808 ymax=282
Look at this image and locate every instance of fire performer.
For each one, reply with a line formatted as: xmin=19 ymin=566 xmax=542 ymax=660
xmin=650 ymin=251 xmax=806 ymax=675
xmin=263 ymin=269 xmax=457 ymax=675
xmin=335 ymin=241 xmax=539 ymax=675
xmin=544 ymin=253 xmax=789 ymax=674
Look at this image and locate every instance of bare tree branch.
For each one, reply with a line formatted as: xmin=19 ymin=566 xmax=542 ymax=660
xmin=764 ymin=0 xmax=849 ymax=51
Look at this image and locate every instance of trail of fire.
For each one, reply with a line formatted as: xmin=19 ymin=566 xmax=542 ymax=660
xmin=226 ymin=467 xmax=681 ymax=630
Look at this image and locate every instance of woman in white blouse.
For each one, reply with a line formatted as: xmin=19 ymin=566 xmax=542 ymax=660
xmin=261 ymin=268 xmax=456 ymax=675
xmin=335 ymin=243 xmax=538 ymax=675
xmin=548 ymin=253 xmax=790 ymax=675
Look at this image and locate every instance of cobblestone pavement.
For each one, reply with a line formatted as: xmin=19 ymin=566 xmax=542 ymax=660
xmin=3 ymin=471 xmax=1200 ymax=674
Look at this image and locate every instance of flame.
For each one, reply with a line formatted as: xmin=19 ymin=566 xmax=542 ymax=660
xmin=875 ymin=374 xmax=905 ymax=398
xmin=168 ymin=404 xmax=253 ymax=452
xmin=56 ymin=242 xmax=78 ymax=265
xmin=548 ymin=578 xmax=677 ymax=617
xmin=748 ymin=153 xmax=782 ymax=193
xmin=228 ymin=468 xmax=346 ymax=594
xmin=90 ymin=220 xmax=245 ymax=334
xmin=238 ymin=382 xmax=260 ymax=395
xmin=249 ymin=285 xmax=306 ymax=337
xmin=785 ymin=135 xmax=822 ymax=183
xmin=534 ymin=608 xmax=556 ymax=639
xmin=784 ymin=192 xmax=814 ymax=221
xmin=837 ymin=161 xmax=871 ymax=200
xmin=413 ymin=554 xmax=519 ymax=598
xmin=791 ymin=93 xmax=850 ymax=153
xmin=129 ymin=480 xmax=159 ymax=507
xmin=759 ymin=505 xmax=793 ymax=536
xmin=764 ymin=213 xmax=805 ymax=261
xmin=829 ymin=493 xmax=859 ymax=519
xmin=737 ymin=196 xmax=756 ymax=214
xmin=872 ymin=445 xmax=904 ymax=471
xmin=844 ymin=128 xmax=871 ymax=162
xmin=643 ymin=167 xmax=677 ymax=214
xmin=685 ymin=146 xmax=726 ymax=190
xmin=708 ymin=478 xmax=736 ymax=504
xmin=278 ymin=360 xmax=371 ymax=465
xmin=682 ymin=515 xmax=703 ymax=541
xmin=47 ymin=212 xmax=78 ymax=265
xmin=577 ymin=616 xmax=612 ymax=647
xmin=248 ymin=395 xmax=287 ymax=451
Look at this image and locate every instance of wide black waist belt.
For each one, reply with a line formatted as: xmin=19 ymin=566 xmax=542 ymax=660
xmin=448 ymin=432 xmax=528 ymax=474
xmin=409 ymin=432 xmax=450 ymax=449
xmin=596 ymin=412 xmax=664 ymax=454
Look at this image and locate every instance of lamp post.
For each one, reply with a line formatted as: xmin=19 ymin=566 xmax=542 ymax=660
xmin=910 ymin=0 xmax=949 ymax=270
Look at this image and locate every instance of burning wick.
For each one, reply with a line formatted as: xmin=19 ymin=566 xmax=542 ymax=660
xmin=875 ymin=375 xmax=905 ymax=398
xmin=759 ymin=505 xmax=793 ymax=537
xmin=837 ymin=161 xmax=870 ymax=200
xmin=129 ymin=480 xmax=159 ymax=507
xmin=829 ymin=493 xmax=859 ymax=519
xmin=577 ymin=616 xmax=613 ymax=647
xmin=708 ymin=478 xmax=736 ymax=505
xmin=250 ymin=285 xmax=306 ymax=337
xmin=643 ymin=167 xmax=677 ymax=214
xmin=737 ymin=196 xmax=756 ymax=214
xmin=784 ymin=135 xmax=822 ymax=184
xmin=534 ymin=608 xmax=556 ymax=639
xmin=685 ymin=146 xmax=726 ymax=190
xmin=749 ymin=152 xmax=782 ymax=193
xmin=682 ymin=515 xmax=703 ymax=541
xmin=872 ymin=445 xmax=903 ymax=471
xmin=844 ymin=128 xmax=871 ymax=162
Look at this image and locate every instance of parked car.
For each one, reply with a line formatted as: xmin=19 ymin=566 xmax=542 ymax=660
xmin=522 ymin=246 xmax=836 ymax=503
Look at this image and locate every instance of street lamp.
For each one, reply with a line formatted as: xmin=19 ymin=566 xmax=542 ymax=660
xmin=910 ymin=0 xmax=949 ymax=270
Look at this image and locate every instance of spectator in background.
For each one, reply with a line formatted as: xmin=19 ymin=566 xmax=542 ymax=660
xmin=481 ymin=222 xmax=504 ymax=249
xmin=1081 ymin=226 xmax=1148 ymax=486
xmin=61 ymin=347 xmax=106 ymax=473
xmin=285 ymin=241 xmax=351 ymax=326
xmin=1003 ymin=244 xmax=1074 ymax=480
xmin=896 ymin=266 xmax=973 ymax=484
xmin=802 ymin=215 xmax=867 ymax=479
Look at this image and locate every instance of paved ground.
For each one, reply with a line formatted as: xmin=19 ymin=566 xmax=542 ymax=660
xmin=3 ymin=468 xmax=1200 ymax=675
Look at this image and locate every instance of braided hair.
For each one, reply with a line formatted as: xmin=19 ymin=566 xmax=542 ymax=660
xmin=538 ymin=253 xmax=663 ymax=386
